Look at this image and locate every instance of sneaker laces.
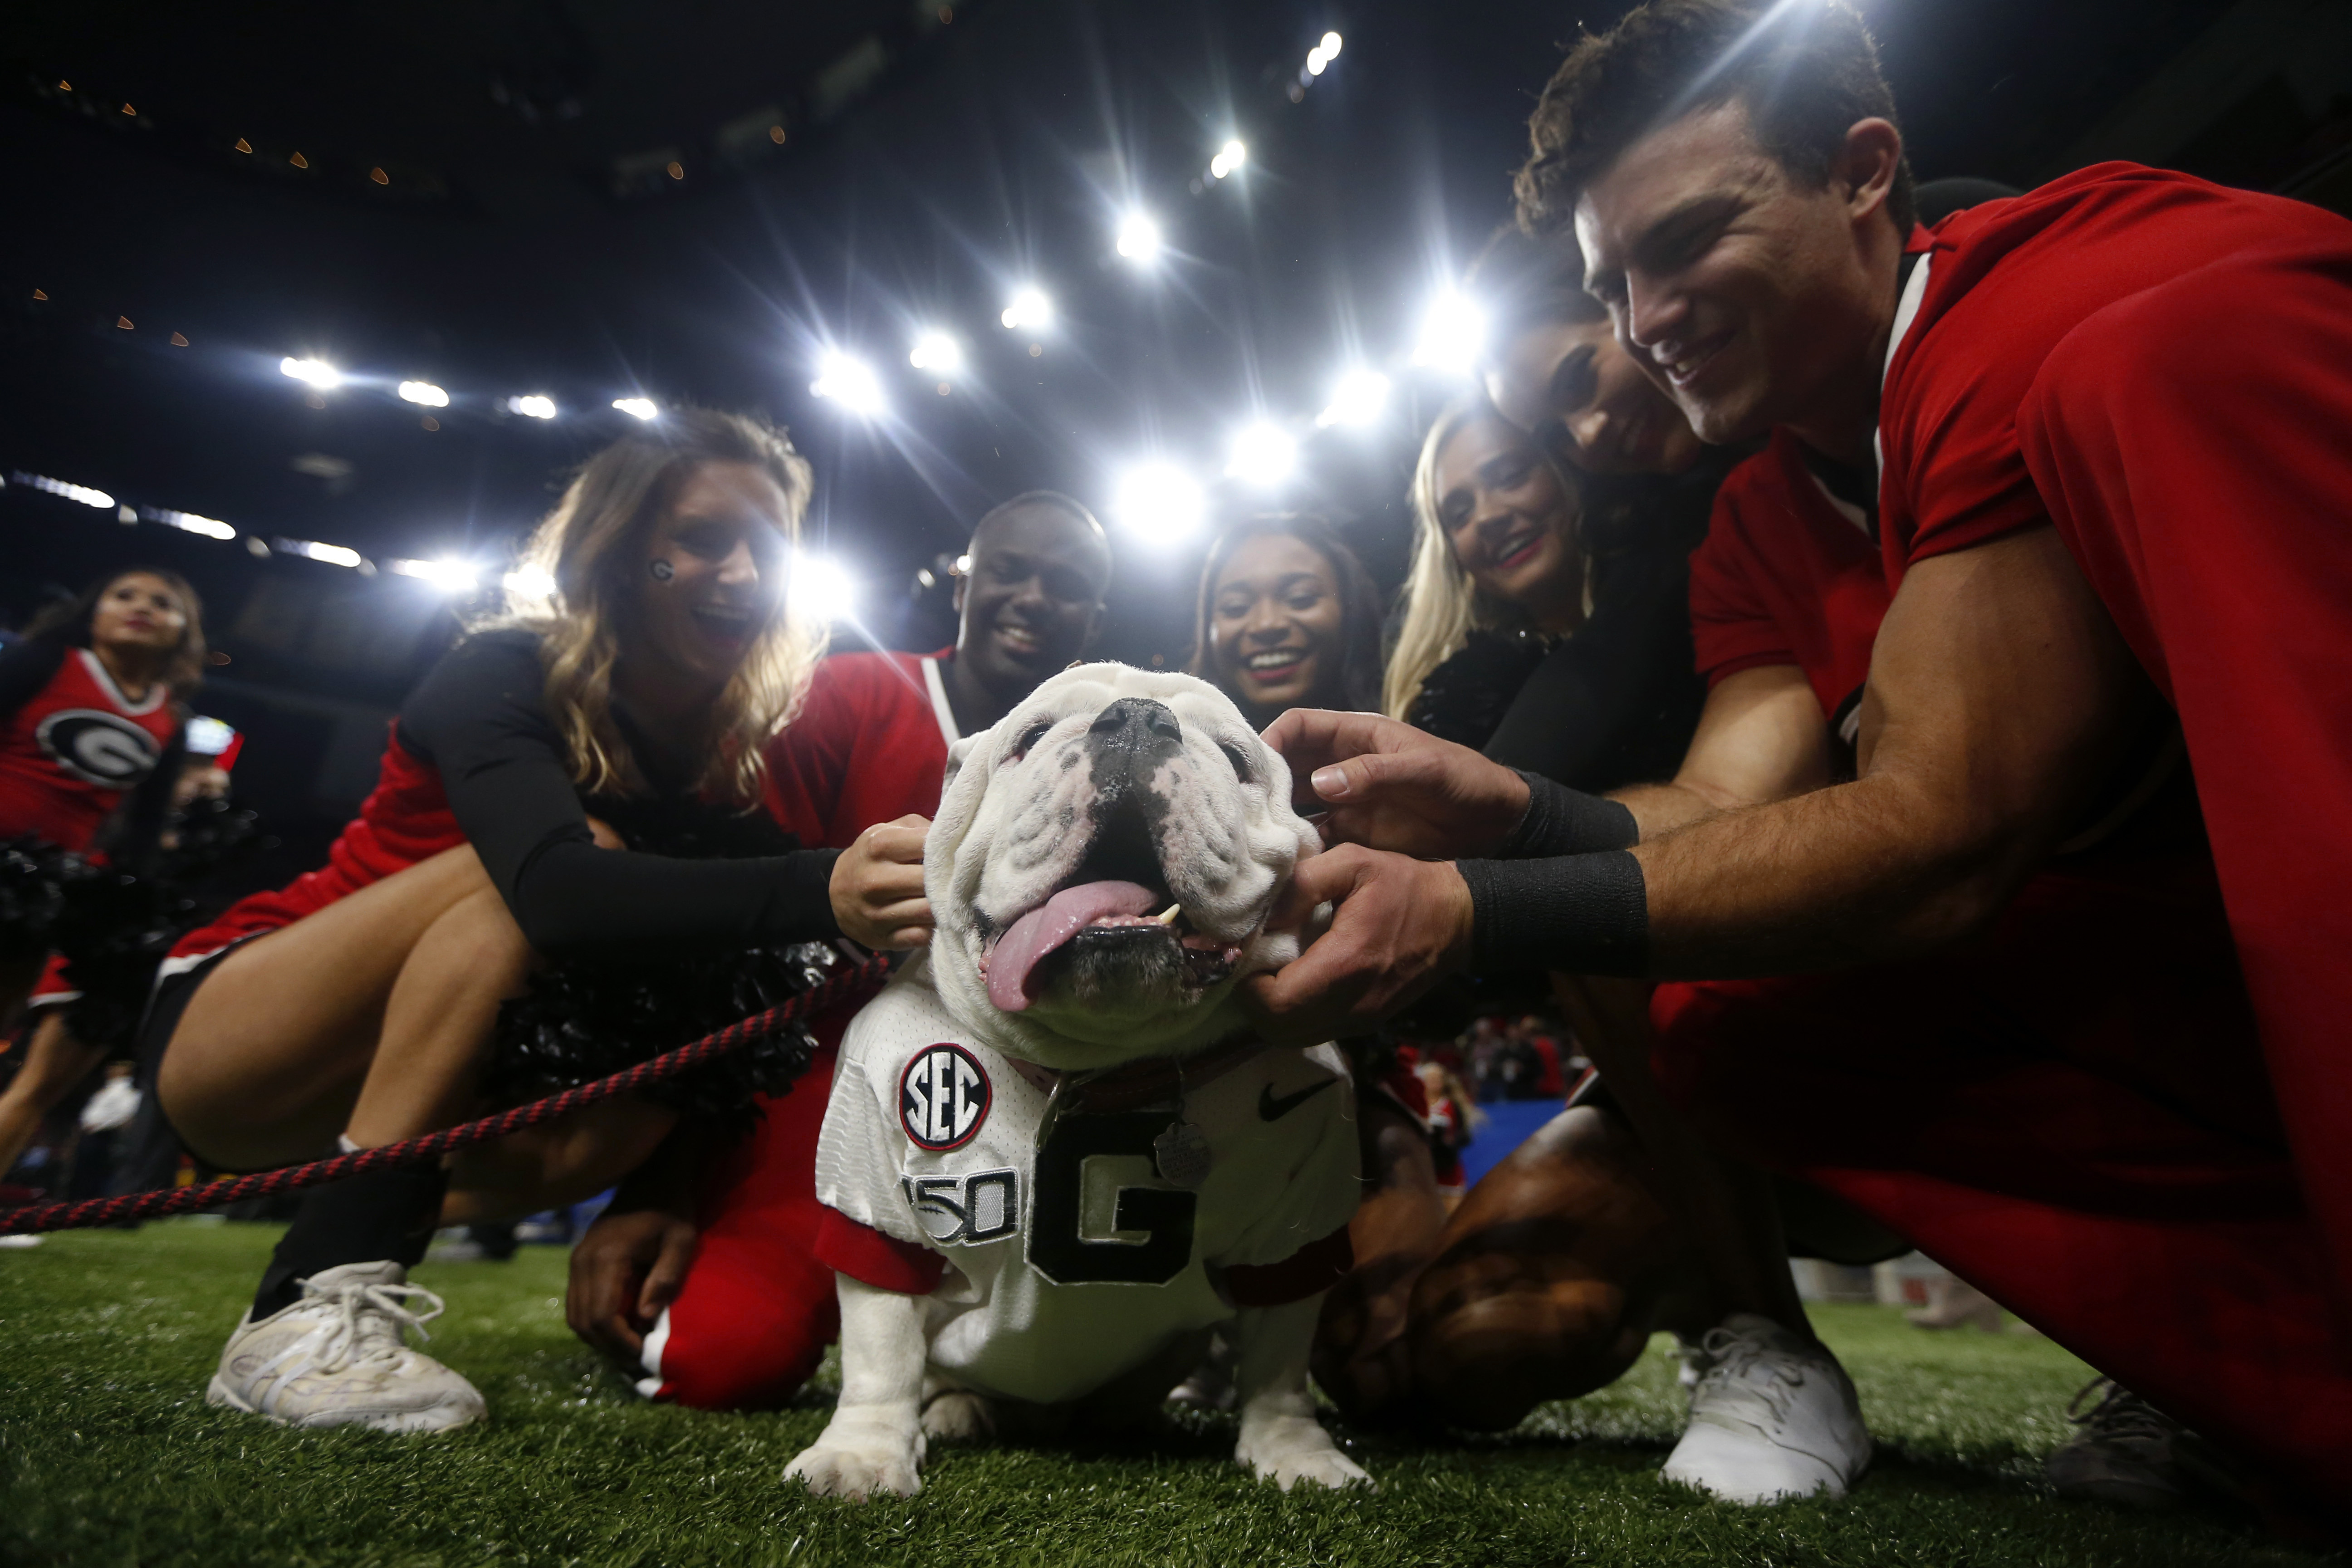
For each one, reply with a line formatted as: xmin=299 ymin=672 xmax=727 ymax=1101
xmin=267 ymin=1276 xmax=449 ymax=1382
xmin=1688 ymin=1323 xmax=1808 ymax=1427
xmin=2063 ymin=1377 xmax=2173 ymax=1447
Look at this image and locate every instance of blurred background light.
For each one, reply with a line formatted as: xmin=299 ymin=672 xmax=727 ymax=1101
xmin=1411 ymin=288 xmax=1487 ymax=377
xmin=16 ymin=472 xmax=115 ymax=509
xmin=278 ymin=357 xmax=342 ymax=389
xmin=1208 ymin=138 xmax=1247 ymax=180
xmin=1114 ymin=210 xmax=1163 ymax=264
xmin=809 ymin=351 xmax=886 ymax=415
xmin=503 ymin=564 xmax=557 ymax=601
xmin=506 ymin=394 xmax=558 ymax=419
xmin=1227 ymin=422 xmax=1298 ymax=486
xmin=611 ymin=397 xmax=659 ymax=420
xmin=397 ymin=380 xmax=448 ymax=407
xmin=787 ymin=550 xmax=860 ymax=624
xmin=151 ymin=507 xmax=236 ymax=539
xmin=908 ymin=331 xmax=963 ymax=373
xmin=1000 ymin=287 xmax=1052 ymax=331
xmin=387 ymin=556 xmax=480 ymax=591
xmin=1316 ymin=367 xmax=1391 ymax=427
xmin=1112 ymin=460 xmax=1205 ymax=541
xmin=280 ymin=538 xmax=363 ymax=568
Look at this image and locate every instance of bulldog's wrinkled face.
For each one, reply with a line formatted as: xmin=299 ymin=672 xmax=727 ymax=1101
xmin=924 ymin=664 xmax=1318 ymax=1070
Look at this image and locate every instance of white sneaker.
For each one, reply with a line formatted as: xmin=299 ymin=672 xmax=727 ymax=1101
xmin=1662 ymin=1313 xmax=1869 ymax=1504
xmin=206 ymin=1260 xmax=487 ymax=1433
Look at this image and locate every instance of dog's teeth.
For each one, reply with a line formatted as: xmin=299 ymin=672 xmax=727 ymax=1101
xmin=1155 ymin=904 xmax=1181 ymax=925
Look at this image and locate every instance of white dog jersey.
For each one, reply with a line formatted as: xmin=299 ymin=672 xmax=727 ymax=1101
xmin=812 ymin=956 xmax=1361 ymax=1406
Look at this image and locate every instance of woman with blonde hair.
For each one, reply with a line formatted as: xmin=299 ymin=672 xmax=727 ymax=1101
xmin=142 ymin=409 xmax=926 ymax=1433
xmin=1384 ymin=392 xmax=1704 ymax=792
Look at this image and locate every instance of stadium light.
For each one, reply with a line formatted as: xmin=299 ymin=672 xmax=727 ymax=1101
xmin=1115 ymin=211 xmax=1163 ymax=265
xmin=506 ymin=394 xmax=558 ymax=419
xmin=1316 ymin=367 xmax=1392 ymax=427
xmin=279 ymin=357 xmax=342 ymax=389
xmin=788 ymin=551 xmax=860 ymax=624
xmin=1111 ymin=461 xmax=1206 ymax=542
xmin=1001 ymin=287 xmax=1053 ymax=331
xmin=504 ymin=564 xmax=557 ymax=602
xmin=151 ymin=507 xmax=236 ymax=540
xmin=281 ymin=539 xmax=364 ymax=568
xmin=16 ymin=472 xmax=115 ymax=509
xmin=909 ymin=332 xmax=963 ymax=374
xmin=388 ymin=557 xmax=480 ymax=592
xmin=397 ymin=380 xmax=448 ymax=407
xmin=1322 ymin=31 xmax=1343 ymax=55
xmin=809 ymin=351 xmax=887 ymax=416
xmin=1411 ymin=287 xmax=1487 ymax=377
xmin=1209 ymin=139 xmax=1248 ymax=180
xmin=1227 ymin=423 xmax=1298 ymax=487
xmin=612 ymin=397 xmax=659 ymax=421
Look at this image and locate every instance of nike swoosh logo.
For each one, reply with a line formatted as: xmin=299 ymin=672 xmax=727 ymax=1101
xmin=1259 ymin=1078 xmax=1339 ymax=1122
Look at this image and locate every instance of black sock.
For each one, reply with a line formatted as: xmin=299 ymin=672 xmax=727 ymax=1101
xmin=251 ymin=1161 xmax=451 ymax=1319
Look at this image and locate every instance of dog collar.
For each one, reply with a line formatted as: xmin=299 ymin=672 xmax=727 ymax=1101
xmin=1001 ymin=1030 xmax=1269 ymax=1114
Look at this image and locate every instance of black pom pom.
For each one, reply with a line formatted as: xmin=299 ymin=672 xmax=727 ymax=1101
xmin=486 ymin=941 xmax=845 ymax=1141
xmin=1407 ymin=630 xmax=1553 ymax=751
xmin=0 ymin=837 xmax=82 ymax=956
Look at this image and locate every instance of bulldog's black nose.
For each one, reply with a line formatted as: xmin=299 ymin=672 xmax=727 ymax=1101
xmin=1089 ymin=697 xmax=1182 ymax=754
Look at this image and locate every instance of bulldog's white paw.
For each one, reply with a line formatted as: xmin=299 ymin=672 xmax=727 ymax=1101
xmin=1235 ymin=1415 xmax=1373 ymax=1492
xmin=784 ymin=1438 xmax=924 ymax=1501
xmin=921 ymin=1390 xmax=997 ymax=1443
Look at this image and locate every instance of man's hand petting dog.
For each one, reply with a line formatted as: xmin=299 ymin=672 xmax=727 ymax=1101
xmin=567 ymin=1206 xmax=698 ymax=1363
xmin=831 ymin=813 xmax=933 ymax=950
xmin=1260 ymin=709 xmax=1529 ymax=858
xmin=1240 ymin=844 xmax=1474 ymax=1044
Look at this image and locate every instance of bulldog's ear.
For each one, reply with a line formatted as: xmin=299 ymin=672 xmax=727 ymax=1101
xmin=941 ymin=735 xmax=982 ymax=797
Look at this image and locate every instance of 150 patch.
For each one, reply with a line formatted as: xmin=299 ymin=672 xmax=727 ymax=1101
xmin=904 ymin=1168 xmax=1020 ymax=1245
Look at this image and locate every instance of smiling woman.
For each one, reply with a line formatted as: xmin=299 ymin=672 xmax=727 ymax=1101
xmin=1190 ymin=514 xmax=1385 ymax=730
xmin=129 ymin=408 xmax=928 ymax=1440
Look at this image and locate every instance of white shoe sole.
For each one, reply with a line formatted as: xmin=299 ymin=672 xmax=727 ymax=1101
xmin=206 ymin=1372 xmax=486 ymax=1434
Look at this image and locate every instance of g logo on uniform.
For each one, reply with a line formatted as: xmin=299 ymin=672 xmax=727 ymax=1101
xmin=900 ymin=1043 xmax=991 ymax=1151
xmin=37 ymin=710 xmax=160 ymax=788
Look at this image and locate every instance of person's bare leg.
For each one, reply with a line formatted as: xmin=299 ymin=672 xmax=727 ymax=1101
xmin=160 ymin=844 xmax=503 ymax=1168
xmin=1551 ymin=975 xmax=1809 ymax=1336
xmin=1407 ymin=1103 xmax=1700 ymax=1430
xmin=1311 ymin=1098 xmax=1448 ymax=1420
xmin=0 ymin=1011 xmax=106 ymax=1180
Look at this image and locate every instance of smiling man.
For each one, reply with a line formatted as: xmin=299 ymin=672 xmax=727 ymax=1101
xmin=1247 ymin=0 xmax=2352 ymax=1522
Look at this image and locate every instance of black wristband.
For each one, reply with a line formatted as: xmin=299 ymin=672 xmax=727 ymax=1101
xmin=1498 ymin=771 xmax=1639 ymax=859
xmin=1457 ymin=851 xmax=1648 ymax=976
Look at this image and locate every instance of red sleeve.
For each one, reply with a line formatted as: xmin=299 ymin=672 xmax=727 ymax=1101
xmin=763 ymin=659 xmax=862 ymax=848
xmin=813 ymin=1208 xmax=946 ymax=1295
xmin=1689 ymin=455 xmax=1801 ymax=688
xmin=1226 ymin=1227 xmax=1354 ymax=1307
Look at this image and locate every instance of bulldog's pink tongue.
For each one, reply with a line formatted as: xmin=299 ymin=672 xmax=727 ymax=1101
xmin=986 ymin=880 xmax=1161 ymax=1013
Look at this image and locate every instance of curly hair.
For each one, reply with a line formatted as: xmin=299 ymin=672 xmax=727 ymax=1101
xmin=485 ymin=407 xmax=823 ymax=804
xmin=1515 ymin=0 xmax=1914 ymax=239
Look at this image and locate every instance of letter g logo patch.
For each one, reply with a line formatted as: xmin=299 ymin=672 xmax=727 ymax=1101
xmin=900 ymin=1043 xmax=991 ymax=1151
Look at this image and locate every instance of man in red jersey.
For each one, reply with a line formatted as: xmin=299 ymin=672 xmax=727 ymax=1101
xmin=1243 ymin=0 xmax=2352 ymax=1522
xmin=568 ymin=492 xmax=1114 ymax=1409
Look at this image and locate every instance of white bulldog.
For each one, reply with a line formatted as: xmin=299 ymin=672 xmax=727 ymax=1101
xmin=786 ymin=664 xmax=1367 ymax=1500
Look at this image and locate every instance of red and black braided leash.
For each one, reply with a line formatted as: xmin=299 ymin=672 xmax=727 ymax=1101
xmin=0 ymin=952 xmax=890 ymax=1236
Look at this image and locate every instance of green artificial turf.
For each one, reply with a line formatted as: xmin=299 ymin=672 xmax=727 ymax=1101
xmin=0 ymin=1220 xmax=2332 ymax=1568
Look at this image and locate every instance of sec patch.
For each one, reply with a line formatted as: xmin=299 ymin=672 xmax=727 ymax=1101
xmin=901 ymin=1043 xmax=991 ymax=1151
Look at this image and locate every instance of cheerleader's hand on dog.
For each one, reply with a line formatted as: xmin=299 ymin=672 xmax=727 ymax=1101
xmin=831 ymin=814 xmax=933 ymax=951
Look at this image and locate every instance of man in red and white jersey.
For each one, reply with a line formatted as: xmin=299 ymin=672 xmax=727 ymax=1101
xmin=1244 ymin=0 xmax=2352 ymax=1521
xmin=568 ymin=491 xmax=1116 ymax=1410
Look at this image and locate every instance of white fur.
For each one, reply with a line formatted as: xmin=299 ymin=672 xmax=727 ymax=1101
xmin=785 ymin=666 xmax=1365 ymax=1500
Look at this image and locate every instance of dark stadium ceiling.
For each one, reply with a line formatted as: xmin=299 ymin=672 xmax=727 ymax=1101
xmin=2 ymin=0 xmax=2306 ymax=663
